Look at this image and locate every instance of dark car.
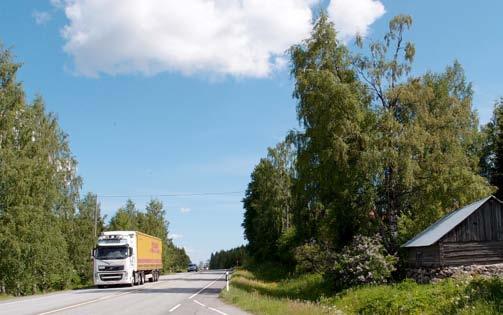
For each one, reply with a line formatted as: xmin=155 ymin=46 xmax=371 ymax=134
xmin=187 ymin=263 xmax=198 ymax=272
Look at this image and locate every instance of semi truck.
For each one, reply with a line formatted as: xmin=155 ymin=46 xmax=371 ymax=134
xmin=92 ymin=231 xmax=162 ymax=287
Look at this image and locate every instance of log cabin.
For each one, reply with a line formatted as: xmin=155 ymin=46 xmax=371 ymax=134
xmin=403 ymin=195 xmax=503 ymax=267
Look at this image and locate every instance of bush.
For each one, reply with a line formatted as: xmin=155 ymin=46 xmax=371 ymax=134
xmin=294 ymin=241 xmax=334 ymax=274
xmin=328 ymin=234 xmax=397 ymax=290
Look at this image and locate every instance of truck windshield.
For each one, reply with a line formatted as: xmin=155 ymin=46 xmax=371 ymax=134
xmin=96 ymin=246 xmax=128 ymax=260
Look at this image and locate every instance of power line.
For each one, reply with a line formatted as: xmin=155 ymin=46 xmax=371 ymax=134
xmin=96 ymin=191 xmax=245 ymax=198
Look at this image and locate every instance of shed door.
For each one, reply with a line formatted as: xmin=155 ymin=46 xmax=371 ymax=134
xmin=415 ymin=250 xmax=423 ymax=267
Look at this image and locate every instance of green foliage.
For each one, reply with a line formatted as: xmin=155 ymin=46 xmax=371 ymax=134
xmin=328 ymin=234 xmax=396 ymax=290
xmin=354 ymin=15 xmax=491 ymax=250
xmin=67 ymin=193 xmax=104 ymax=285
xmin=289 ymin=12 xmax=376 ymax=248
xmin=332 ymin=277 xmax=503 ymax=315
xmin=225 ymin=269 xmax=503 ymax=315
xmin=293 ymin=242 xmax=333 ymax=274
xmin=108 ymin=199 xmax=138 ymax=230
xmin=0 ymin=46 xmax=83 ymax=295
xmin=243 ymin=141 xmax=295 ymax=262
xmin=243 ymin=13 xmax=492 ymax=285
xmin=392 ymin=63 xmax=492 ymax=243
xmin=209 ymin=246 xmax=247 ymax=269
xmin=480 ymin=98 xmax=503 ymax=199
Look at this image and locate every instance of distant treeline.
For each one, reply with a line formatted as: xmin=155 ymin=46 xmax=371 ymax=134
xmin=238 ymin=13 xmax=503 ymax=288
xmin=209 ymin=246 xmax=247 ymax=269
xmin=0 ymin=47 xmax=189 ymax=296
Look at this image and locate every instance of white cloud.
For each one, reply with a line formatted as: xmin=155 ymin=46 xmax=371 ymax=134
xmin=33 ymin=11 xmax=51 ymax=25
xmin=170 ymin=233 xmax=183 ymax=240
xmin=57 ymin=0 xmax=316 ymax=78
xmin=54 ymin=0 xmax=386 ymax=77
xmin=327 ymin=0 xmax=385 ymax=42
xmin=180 ymin=207 xmax=191 ymax=214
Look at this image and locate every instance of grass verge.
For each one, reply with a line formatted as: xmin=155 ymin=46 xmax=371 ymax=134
xmin=221 ymin=268 xmax=503 ymax=315
xmin=0 ymin=293 xmax=13 ymax=301
xmin=221 ymin=286 xmax=337 ymax=315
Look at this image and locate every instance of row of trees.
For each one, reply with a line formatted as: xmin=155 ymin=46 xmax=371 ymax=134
xmin=0 ymin=47 xmax=189 ymax=295
xmin=209 ymin=246 xmax=247 ymax=270
xmin=242 ymin=13 xmax=499 ymax=284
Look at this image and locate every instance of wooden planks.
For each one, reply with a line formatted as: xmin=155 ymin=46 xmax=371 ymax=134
xmin=442 ymin=199 xmax=503 ymax=243
xmin=407 ymin=245 xmax=440 ymax=267
xmin=440 ymin=241 xmax=503 ymax=266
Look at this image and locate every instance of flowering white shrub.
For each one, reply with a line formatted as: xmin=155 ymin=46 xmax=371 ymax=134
xmin=330 ymin=234 xmax=397 ymax=289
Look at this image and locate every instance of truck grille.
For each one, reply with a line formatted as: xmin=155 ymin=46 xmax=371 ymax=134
xmin=99 ymin=273 xmax=123 ymax=281
xmin=103 ymin=265 xmax=124 ymax=271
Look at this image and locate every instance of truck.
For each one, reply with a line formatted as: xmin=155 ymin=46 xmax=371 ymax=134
xmin=92 ymin=231 xmax=162 ymax=287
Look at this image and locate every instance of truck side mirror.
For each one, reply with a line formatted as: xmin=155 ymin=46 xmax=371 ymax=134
xmin=90 ymin=248 xmax=96 ymax=259
xmin=129 ymin=247 xmax=133 ymax=257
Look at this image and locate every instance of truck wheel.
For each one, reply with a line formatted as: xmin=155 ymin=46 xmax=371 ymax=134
xmin=133 ymin=272 xmax=138 ymax=286
xmin=140 ymin=272 xmax=144 ymax=285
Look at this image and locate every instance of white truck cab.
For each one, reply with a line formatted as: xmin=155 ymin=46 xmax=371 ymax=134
xmin=92 ymin=231 xmax=162 ymax=287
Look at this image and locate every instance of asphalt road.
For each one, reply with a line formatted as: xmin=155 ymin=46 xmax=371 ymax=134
xmin=0 ymin=270 xmax=249 ymax=315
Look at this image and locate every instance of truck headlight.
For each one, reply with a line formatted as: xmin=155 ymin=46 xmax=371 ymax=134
xmin=98 ymin=265 xmax=106 ymax=271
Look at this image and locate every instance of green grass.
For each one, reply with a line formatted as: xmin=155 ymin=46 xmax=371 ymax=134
xmin=221 ymin=268 xmax=503 ymax=315
xmin=330 ymin=277 xmax=503 ymax=314
xmin=0 ymin=293 xmax=12 ymax=301
xmin=221 ymin=286 xmax=337 ymax=315
xmin=220 ymin=269 xmax=338 ymax=314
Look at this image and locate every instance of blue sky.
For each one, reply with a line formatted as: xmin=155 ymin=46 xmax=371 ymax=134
xmin=1 ymin=0 xmax=502 ymax=263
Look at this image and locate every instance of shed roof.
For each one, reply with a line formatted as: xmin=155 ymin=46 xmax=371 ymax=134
xmin=402 ymin=196 xmax=498 ymax=248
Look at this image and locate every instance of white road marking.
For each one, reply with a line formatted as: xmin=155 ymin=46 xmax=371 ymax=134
xmin=36 ymin=280 xmax=166 ymax=315
xmin=208 ymin=307 xmax=229 ymax=315
xmin=37 ymin=290 xmax=137 ymax=315
xmin=169 ymin=303 xmax=181 ymax=312
xmin=193 ymin=299 xmax=206 ymax=307
xmin=188 ymin=272 xmax=225 ymax=299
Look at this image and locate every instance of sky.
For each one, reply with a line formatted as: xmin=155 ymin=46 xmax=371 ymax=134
xmin=1 ymin=0 xmax=502 ymax=263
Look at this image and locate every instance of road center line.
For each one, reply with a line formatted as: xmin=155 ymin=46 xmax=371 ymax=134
xmin=193 ymin=299 xmax=206 ymax=307
xmin=188 ymin=272 xmax=225 ymax=300
xmin=169 ymin=303 xmax=181 ymax=312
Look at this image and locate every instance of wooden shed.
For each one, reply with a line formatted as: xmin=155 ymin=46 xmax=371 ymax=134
xmin=403 ymin=196 xmax=503 ymax=267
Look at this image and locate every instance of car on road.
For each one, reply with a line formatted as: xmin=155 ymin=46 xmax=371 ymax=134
xmin=187 ymin=263 xmax=198 ymax=272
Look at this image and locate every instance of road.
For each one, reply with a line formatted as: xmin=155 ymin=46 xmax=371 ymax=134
xmin=0 ymin=270 xmax=249 ymax=315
